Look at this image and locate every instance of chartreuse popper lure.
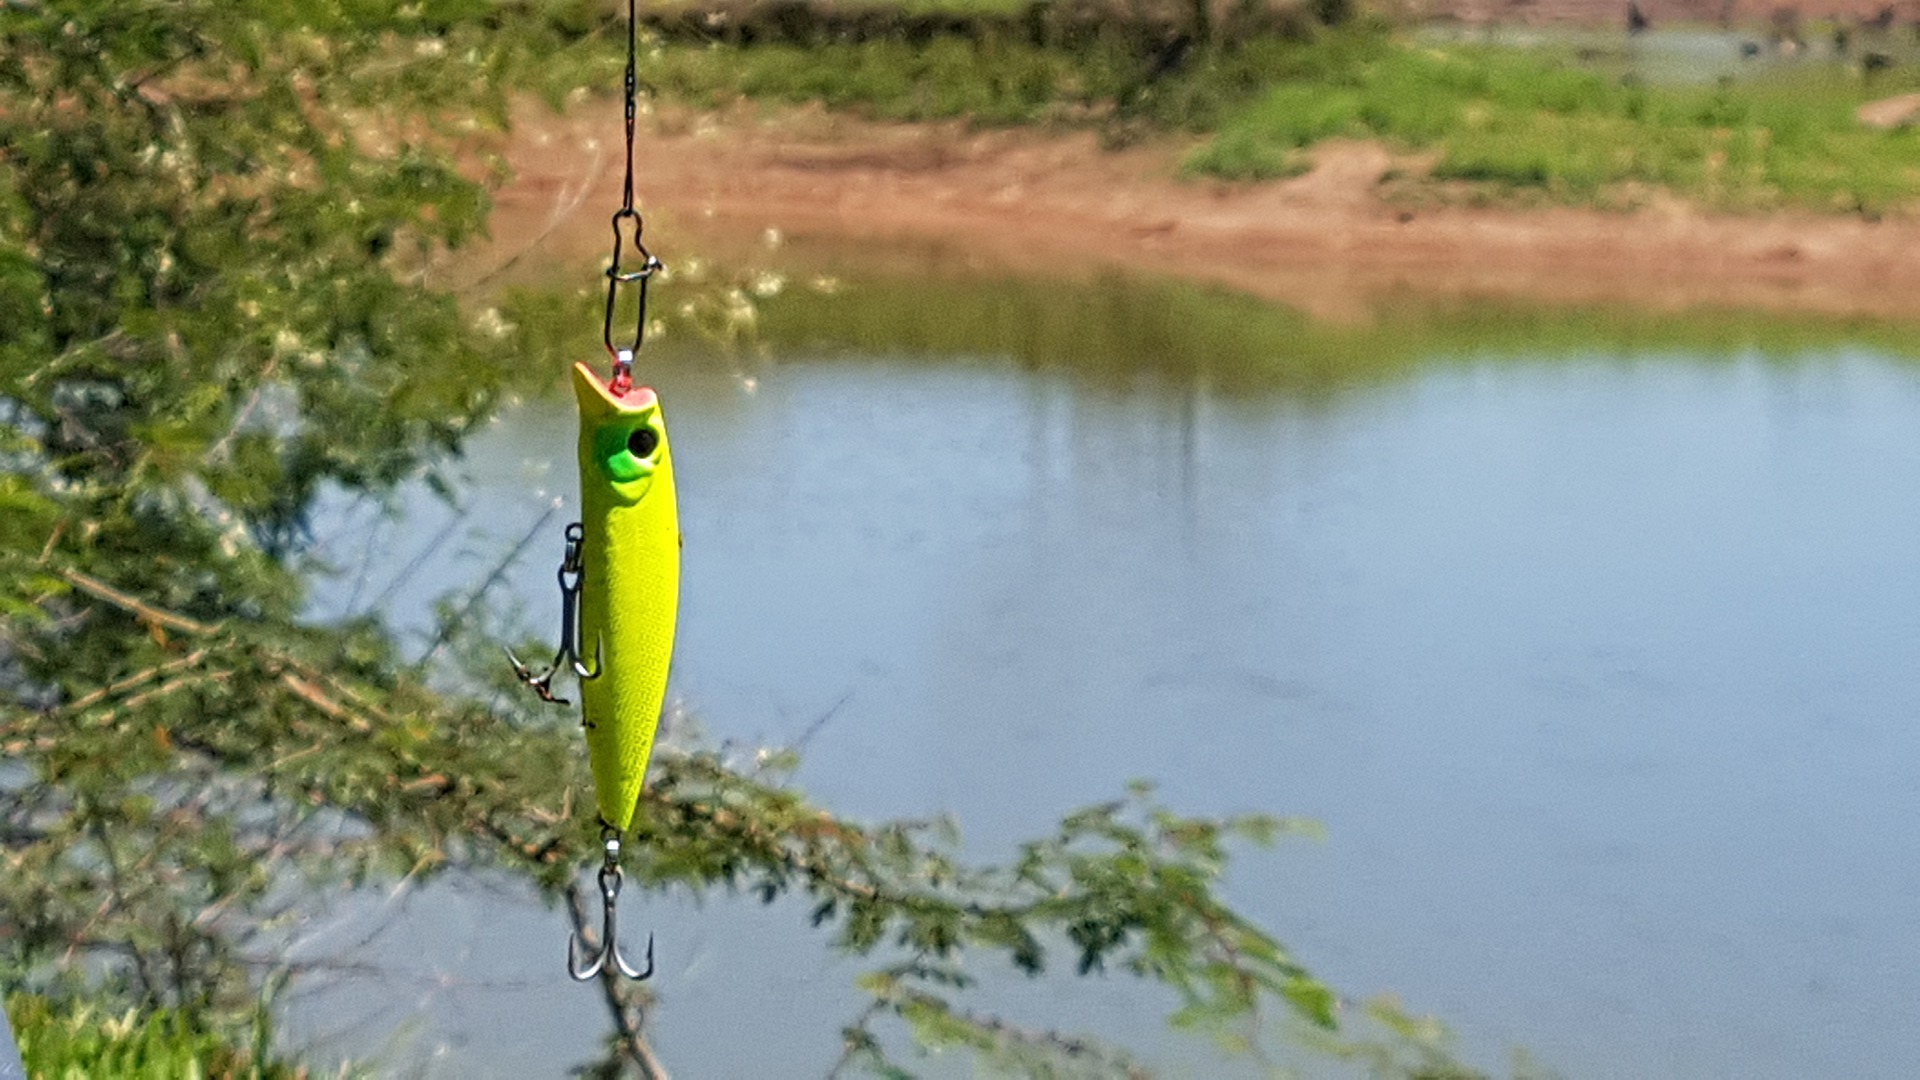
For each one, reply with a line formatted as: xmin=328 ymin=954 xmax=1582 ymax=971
xmin=573 ymin=361 xmax=679 ymax=837
xmin=510 ymin=357 xmax=678 ymax=981
xmin=507 ymin=0 xmax=676 ymax=984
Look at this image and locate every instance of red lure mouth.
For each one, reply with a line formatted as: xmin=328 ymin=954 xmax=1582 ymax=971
xmin=614 ymin=383 xmax=657 ymax=407
xmin=578 ymin=362 xmax=658 ymax=412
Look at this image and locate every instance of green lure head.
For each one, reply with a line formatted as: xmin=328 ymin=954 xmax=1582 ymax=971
xmin=572 ymin=362 xmax=670 ymax=506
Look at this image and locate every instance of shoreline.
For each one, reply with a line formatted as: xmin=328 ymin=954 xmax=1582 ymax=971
xmin=473 ymin=99 xmax=1920 ymax=322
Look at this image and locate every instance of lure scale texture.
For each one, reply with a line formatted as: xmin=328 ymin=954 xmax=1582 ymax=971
xmin=573 ymin=361 xmax=680 ymax=832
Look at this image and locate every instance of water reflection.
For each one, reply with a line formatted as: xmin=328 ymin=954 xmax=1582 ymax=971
xmin=302 ymin=274 xmax=1920 ymax=1078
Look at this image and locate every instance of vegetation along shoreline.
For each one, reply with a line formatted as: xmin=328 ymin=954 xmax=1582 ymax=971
xmin=454 ymin=0 xmax=1920 ymax=319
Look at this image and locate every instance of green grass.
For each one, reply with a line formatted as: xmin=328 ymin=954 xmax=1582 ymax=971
xmin=1191 ymin=41 xmax=1920 ymax=212
xmin=633 ymin=34 xmax=1292 ymax=130
xmin=643 ymin=38 xmax=1087 ymax=123
xmin=8 ymin=994 xmax=309 ymax=1080
xmin=484 ymin=0 xmax=1336 ymax=128
xmin=640 ymin=0 xmax=1039 ymax=15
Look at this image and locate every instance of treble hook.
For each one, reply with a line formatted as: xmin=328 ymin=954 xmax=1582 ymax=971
xmin=570 ymin=828 xmax=654 ymax=981
xmin=506 ymin=522 xmax=602 ymax=705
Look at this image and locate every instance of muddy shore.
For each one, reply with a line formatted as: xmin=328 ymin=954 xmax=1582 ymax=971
xmin=468 ymin=99 xmax=1920 ymax=321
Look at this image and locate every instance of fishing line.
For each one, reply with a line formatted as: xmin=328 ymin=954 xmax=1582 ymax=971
xmin=601 ymin=0 xmax=662 ymax=397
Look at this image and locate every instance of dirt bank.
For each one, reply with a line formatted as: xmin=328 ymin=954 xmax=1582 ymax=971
xmin=469 ymin=99 xmax=1920 ymax=322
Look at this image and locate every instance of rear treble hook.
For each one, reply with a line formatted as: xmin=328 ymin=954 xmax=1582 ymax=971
xmin=506 ymin=522 xmax=602 ymax=705
xmin=570 ymin=827 xmax=655 ymax=981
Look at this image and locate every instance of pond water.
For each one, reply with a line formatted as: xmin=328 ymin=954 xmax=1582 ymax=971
xmin=1418 ymin=23 xmax=1920 ymax=86
xmin=297 ymin=267 xmax=1920 ymax=1078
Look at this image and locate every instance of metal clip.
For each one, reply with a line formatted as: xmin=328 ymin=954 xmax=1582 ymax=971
xmin=602 ymin=208 xmax=664 ymax=382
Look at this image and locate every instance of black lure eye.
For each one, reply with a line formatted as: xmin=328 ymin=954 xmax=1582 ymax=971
xmin=627 ymin=427 xmax=659 ymax=458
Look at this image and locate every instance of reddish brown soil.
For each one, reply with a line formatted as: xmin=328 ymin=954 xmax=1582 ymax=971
xmin=464 ymin=99 xmax=1920 ymax=321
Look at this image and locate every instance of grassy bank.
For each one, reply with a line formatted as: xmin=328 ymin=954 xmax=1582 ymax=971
xmin=694 ymin=33 xmax=1920 ymax=213
xmin=1192 ymin=39 xmax=1920 ymax=212
xmin=476 ymin=0 xmax=1920 ymax=215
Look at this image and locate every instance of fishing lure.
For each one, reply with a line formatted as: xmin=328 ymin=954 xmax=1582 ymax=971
xmin=506 ymin=358 xmax=678 ymax=980
xmin=508 ymin=0 xmax=675 ymax=983
xmin=571 ymin=361 xmax=679 ymax=836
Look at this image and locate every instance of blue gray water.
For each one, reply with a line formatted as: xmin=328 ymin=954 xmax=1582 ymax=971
xmin=296 ymin=280 xmax=1920 ymax=1078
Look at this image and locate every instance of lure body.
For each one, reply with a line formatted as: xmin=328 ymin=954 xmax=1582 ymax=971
xmin=573 ymin=361 xmax=679 ymax=832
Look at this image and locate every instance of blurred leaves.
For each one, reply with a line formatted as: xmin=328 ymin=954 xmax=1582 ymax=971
xmin=2 ymin=0 xmax=523 ymax=561
xmin=636 ymin=755 xmax=1342 ymax=1074
xmin=9 ymin=990 xmax=304 ymax=1079
xmin=1 ymin=0 xmax=548 ymax=1047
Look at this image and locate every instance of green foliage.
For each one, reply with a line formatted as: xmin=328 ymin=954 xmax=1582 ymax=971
xmin=469 ymin=0 xmax=1351 ymax=133
xmin=0 ymin=0 xmax=558 ymax=1046
xmin=633 ymin=37 xmax=1166 ymax=127
xmin=1 ymin=2 xmax=1494 ymax=1076
xmin=1 ymin=0 xmax=525 ymax=558
xmin=1189 ymin=42 xmax=1920 ymax=213
xmin=0 ymin=2 xmax=544 ymax=1016
xmin=8 ymin=992 xmax=303 ymax=1080
xmin=636 ymin=757 xmax=1339 ymax=1075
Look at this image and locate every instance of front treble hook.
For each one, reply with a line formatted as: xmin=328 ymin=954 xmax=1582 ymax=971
xmin=506 ymin=523 xmax=602 ymax=705
xmin=570 ymin=828 xmax=654 ymax=981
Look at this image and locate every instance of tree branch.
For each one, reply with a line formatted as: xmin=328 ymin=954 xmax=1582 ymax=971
xmin=57 ymin=568 xmax=223 ymax=638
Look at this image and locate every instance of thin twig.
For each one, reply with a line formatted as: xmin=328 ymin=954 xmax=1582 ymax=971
xmin=60 ymin=648 xmax=212 ymax=717
xmin=790 ymin=690 xmax=854 ymax=757
xmin=36 ymin=519 xmax=67 ymax=564
xmin=461 ymin=137 xmax=606 ymax=292
xmin=418 ymin=497 xmax=561 ymax=666
xmin=368 ymin=502 xmax=473 ymax=613
xmin=58 ymin=568 xmax=222 ymax=637
xmin=343 ymin=504 xmax=385 ymax=616
xmin=21 ymin=329 xmax=127 ymax=389
xmin=826 ymin=997 xmax=891 ymax=1078
xmin=204 ymin=353 xmax=281 ymax=465
xmin=278 ymin=671 xmax=373 ymax=733
xmin=85 ymin=671 xmax=230 ymax=728
xmin=79 ymin=812 xmax=160 ymax=1002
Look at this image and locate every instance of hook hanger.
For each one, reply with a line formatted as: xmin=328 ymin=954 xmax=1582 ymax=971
xmin=506 ymin=523 xmax=602 ymax=705
xmin=570 ymin=826 xmax=655 ymax=981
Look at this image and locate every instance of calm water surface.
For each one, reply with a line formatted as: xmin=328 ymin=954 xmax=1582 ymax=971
xmin=298 ymin=274 xmax=1920 ymax=1077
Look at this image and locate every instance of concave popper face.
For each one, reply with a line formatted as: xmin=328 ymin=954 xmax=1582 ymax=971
xmin=573 ymin=362 xmax=669 ymax=506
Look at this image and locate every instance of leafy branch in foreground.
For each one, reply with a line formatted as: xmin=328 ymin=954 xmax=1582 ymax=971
xmin=632 ymin=754 xmax=1335 ymax=1074
xmin=0 ymin=554 xmax=1416 ymax=1076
